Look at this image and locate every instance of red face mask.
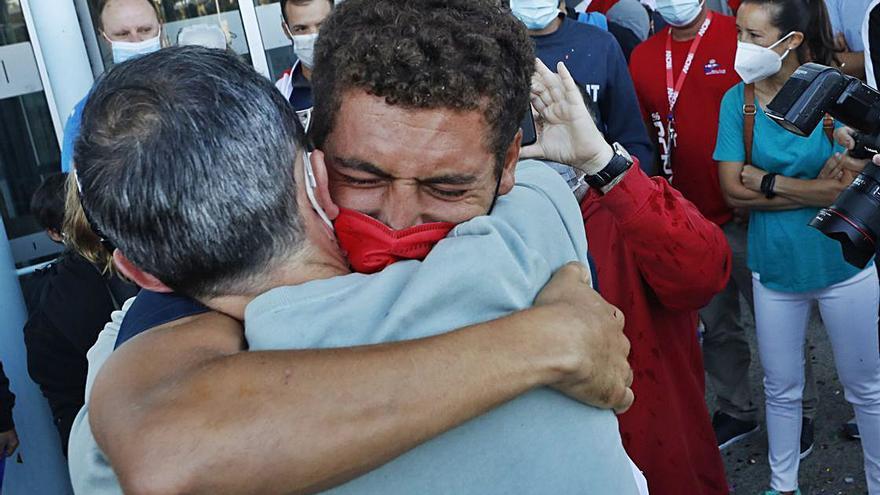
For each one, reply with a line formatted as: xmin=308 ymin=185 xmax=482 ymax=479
xmin=333 ymin=207 xmax=455 ymax=274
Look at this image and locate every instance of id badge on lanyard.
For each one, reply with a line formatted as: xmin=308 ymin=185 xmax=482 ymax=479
xmin=663 ymin=12 xmax=712 ymax=178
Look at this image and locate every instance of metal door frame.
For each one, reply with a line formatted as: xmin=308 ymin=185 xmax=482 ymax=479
xmin=70 ymin=0 xmax=271 ymax=79
xmin=17 ymin=0 xmax=68 ymax=146
xmin=240 ymin=0 xmax=271 ymax=78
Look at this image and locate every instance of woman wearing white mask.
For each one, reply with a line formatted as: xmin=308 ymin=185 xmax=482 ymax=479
xmin=714 ymin=1 xmax=880 ymax=494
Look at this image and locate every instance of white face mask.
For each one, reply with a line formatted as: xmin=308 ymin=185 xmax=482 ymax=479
xmin=654 ymin=0 xmax=704 ymax=27
xmin=106 ymin=29 xmax=162 ymax=64
xmin=510 ymin=0 xmax=560 ymax=30
xmin=734 ymin=32 xmax=795 ymax=84
xmin=292 ymin=33 xmax=318 ymax=68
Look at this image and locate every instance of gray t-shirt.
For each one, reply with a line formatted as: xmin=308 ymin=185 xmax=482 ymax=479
xmin=68 ymin=161 xmax=644 ymax=495
xmin=244 ymin=161 xmax=641 ymax=494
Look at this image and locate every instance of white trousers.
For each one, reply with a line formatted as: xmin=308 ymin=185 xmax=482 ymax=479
xmin=754 ymin=267 xmax=880 ymax=493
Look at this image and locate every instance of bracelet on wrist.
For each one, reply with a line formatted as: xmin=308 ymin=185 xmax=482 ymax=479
xmin=760 ymin=173 xmax=778 ymax=199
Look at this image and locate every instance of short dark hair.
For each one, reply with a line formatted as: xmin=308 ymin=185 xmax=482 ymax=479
xmin=30 ymin=173 xmax=68 ymax=234
xmin=75 ymin=46 xmax=306 ymax=299
xmin=309 ymin=0 xmax=535 ymax=173
xmin=281 ymin=0 xmax=334 ymax=25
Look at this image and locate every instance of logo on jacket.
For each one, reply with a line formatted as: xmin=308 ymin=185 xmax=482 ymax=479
xmin=704 ymin=59 xmax=727 ymax=76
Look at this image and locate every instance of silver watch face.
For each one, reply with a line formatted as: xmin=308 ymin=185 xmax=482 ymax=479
xmin=612 ymin=142 xmax=634 ymax=164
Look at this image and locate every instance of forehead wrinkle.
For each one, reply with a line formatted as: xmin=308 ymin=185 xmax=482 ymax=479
xmin=102 ymin=1 xmax=158 ymax=31
xmin=326 ymin=90 xmax=496 ymax=181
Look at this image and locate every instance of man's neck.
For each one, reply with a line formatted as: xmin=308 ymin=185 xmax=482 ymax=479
xmin=204 ymin=245 xmax=348 ymax=320
xmin=670 ymin=7 xmax=708 ymax=42
xmin=529 ymin=15 xmax=563 ymax=37
xmin=302 ymin=64 xmax=312 ymax=81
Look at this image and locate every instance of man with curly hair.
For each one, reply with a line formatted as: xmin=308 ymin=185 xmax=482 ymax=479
xmin=72 ymin=1 xmax=644 ymax=493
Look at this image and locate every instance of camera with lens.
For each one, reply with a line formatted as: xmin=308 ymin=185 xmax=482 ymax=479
xmin=766 ymin=63 xmax=880 ymax=268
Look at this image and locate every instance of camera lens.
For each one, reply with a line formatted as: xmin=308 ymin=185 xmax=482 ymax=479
xmin=810 ymin=162 xmax=880 ymax=268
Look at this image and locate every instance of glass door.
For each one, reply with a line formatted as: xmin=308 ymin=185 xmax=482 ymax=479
xmin=0 ymin=0 xmax=64 ymax=268
xmin=252 ymin=0 xmax=293 ymax=81
xmin=76 ymin=0 xmax=271 ymax=76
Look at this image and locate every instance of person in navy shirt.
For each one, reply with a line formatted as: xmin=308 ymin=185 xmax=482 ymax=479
xmin=275 ymin=0 xmax=334 ymax=130
xmin=511 ymin=0 xmax=655 ymax=173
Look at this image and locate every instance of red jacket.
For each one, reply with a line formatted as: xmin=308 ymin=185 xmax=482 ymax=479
xmin=586 ymin=0 xmax=619 ymax=13
xmin=581 ymin=164 xmax=731 ymax=495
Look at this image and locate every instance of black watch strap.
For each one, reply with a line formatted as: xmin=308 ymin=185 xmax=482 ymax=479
xmin=585 ymin=145 xmax=633 ymax=189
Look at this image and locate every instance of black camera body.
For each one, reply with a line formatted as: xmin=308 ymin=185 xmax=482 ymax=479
xmin=766 ymin=64 xmax=880 ymax=268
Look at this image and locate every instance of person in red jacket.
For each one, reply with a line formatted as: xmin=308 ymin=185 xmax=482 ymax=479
xmin=526 ymin=60 xmax=731 ymax=494
xmin=628 ymin=0 xmax=820 ymax=455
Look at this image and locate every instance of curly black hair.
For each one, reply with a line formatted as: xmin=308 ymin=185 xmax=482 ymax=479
xmin=309 ymin=0 xmax=535 ymax=173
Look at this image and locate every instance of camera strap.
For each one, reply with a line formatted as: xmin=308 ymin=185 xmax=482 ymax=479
xmin=743 ymin=83 xmax=835 ymax=166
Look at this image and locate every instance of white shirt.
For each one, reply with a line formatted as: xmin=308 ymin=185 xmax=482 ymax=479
xmin=865 ymin=0 xmax=879 ymax=88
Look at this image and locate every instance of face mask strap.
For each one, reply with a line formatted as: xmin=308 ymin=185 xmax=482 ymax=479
xmin=768 ymin=31 xmax=796 ymax=54
xmin=295 ymin=116 xmax=334 ymax=231
xmin=486 ymin=166 xmax=505 ymax=215
xmin=303 ymin=151 xmax=334 ymax=230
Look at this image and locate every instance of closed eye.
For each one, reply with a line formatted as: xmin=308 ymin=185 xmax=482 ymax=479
xmin=428 ymin=187 xmax=467 ymax=198
xmin=340 ymin=175 xmax=383 ymax=186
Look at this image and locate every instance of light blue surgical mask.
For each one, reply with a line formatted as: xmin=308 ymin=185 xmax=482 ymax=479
xmin=510 ymin=0 xmax=560 ymax=31
xmin=105 ymin=29 xmax=162 ymax=64
xmin=654 ymin=0 xmax=704 ymax=27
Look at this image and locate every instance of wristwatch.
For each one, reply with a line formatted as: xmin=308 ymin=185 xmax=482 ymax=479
xmin=585 ymin=142 xmax=634 ymax=192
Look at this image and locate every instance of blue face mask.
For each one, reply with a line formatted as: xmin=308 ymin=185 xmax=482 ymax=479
xmin=654 ymin=0 xmax=703 ymax=27
xmin=106 ymin=30 xmax=162 ymax=64
xmin=510 ymin=0 xmax=560 ymax=30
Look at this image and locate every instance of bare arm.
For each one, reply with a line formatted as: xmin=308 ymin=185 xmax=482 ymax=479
xmin=91 ymin=264 xmax=631 ymax=495
xmin=833 ymin=34 xmax=866 ymax=80
xmin=772 ymin=174 xmax=850 ymax=207
xmin=736 ymin=159 xmax=850 ymax=207
xmin=718 ymin=161 xmax=802 ymax=210
xmin=838 ymin=51 xmax=867 ymax=80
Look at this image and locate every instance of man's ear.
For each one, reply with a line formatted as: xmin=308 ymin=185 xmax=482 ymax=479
xmin=46 ymin=229 xmax=64 ymax=243
xmin=305 ymin=149 xmax=340 ymax=220
xmin=282 ymin=20 xmax=293 ymax=41
xmin=497 ymin=130 xmax=523 ymax=196
xmin=112 ymin=250 xmax=173 ymax=293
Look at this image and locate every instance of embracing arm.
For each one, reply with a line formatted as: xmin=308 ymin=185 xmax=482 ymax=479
xmin=91 ymin=265 xmax=631 ymax=495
